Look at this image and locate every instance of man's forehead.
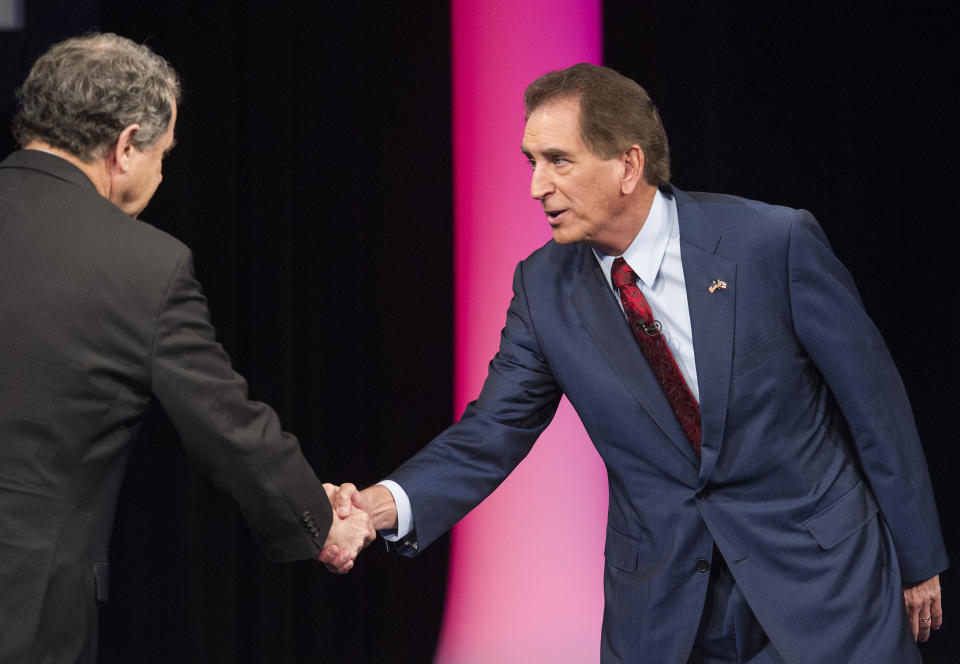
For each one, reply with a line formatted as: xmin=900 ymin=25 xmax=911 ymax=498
xmin=527 ymin=96 xmax=580 ymax=123
xmin=522 ymin=99 xmax=582 ymax=151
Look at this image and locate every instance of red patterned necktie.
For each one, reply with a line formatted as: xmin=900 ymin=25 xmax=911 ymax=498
xmin=611 ymin=257 xmax=702 ymax=457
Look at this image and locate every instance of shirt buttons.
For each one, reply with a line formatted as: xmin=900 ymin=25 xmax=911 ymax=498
xmin=695 ymin=558 xmax=711 ymax=573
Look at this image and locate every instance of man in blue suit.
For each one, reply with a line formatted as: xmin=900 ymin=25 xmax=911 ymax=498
xmin=324 ymin=64 xmax=947 ymax=663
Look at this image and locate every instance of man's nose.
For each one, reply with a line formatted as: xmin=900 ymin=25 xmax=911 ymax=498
xmin=530 ymin=164 xmax=553 ymax=200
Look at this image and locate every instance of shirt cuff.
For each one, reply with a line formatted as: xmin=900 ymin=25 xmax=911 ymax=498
xmin=376 ymin=479 xmax=414 ymax=541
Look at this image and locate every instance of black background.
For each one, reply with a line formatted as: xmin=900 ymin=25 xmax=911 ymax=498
xmin=1 ymin=1 xmax=956 ymax=662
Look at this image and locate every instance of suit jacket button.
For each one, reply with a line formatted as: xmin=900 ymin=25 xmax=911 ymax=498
xmin=695 ymin=558 xmax=711 ymax=573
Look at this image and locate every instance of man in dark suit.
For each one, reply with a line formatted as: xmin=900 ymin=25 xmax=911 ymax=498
xmin=0 ymin=33 xmax=374 ymax=663
xmin=326 ymin=64 xmax=947 ymax=662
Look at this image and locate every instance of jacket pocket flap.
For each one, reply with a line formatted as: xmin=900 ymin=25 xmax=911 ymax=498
xmin=604 ymin=526 xmax=639 ymax=572
xmin=733 ymin=322 xmax=787 ymax=379
xmin=802 ymin=483 xmax=878 ymax=550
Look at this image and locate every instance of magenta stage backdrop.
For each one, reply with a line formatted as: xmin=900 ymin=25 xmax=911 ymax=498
xmin=439 ymin=2 xmax=607 ymax=662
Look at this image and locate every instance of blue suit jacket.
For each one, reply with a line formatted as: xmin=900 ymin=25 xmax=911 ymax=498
xmin=389 ymin=187 xmax=948 ymax=663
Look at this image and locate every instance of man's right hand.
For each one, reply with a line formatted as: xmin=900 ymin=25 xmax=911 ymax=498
xmin=318 ymin=485 xmax=376 ymax=574
xmin=318 ymin=483 xmax=398 ymax=573
xmin=331 ymin=483 xmax=398 ymax=531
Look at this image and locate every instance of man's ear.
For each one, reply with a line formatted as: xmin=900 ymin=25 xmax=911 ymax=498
xmin=107 ymin=124 xmax=141 ymax=175
xmin=621 ymin=145 xmax=644 ymax=195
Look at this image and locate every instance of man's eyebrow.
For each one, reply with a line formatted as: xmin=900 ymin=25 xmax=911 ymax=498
xmin=540 ymin=148 xmax=573 ymax=162
xmin=521 ymin=147 xmax=571 ymax=160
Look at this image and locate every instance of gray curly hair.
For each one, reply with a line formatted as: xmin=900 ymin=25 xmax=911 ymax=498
xmin=13 ymin=32 xmax=181 ymax=162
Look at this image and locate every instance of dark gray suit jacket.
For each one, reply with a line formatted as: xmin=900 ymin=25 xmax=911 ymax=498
xmin=0 ymin=150 xmax=331 ymax=663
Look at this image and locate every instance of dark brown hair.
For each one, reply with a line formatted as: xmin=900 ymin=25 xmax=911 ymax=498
xmin=524 ymin=63 xmax=670 ymax=186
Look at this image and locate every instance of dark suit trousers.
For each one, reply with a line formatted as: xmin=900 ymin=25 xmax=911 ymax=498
xmin=688 ymin=553 xmax=786 ymax=664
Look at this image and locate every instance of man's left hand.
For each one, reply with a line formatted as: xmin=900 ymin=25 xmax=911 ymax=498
xmin=903 ymin=574 xmax=942 ymax=641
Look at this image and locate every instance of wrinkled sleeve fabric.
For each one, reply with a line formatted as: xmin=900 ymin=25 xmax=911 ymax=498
xmin=149 ymin=249 xmax=331 ymax=561
xmin=786 ymin=210 xmax=948 ymax=584
xmin=387 ymin=260 xmax=562 ymax=555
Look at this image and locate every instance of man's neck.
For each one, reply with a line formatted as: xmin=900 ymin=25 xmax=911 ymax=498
xmin=23 ymin=141 xmax=111 ymax=199
xmin=592 ymin=182 xmax=659 ymax=256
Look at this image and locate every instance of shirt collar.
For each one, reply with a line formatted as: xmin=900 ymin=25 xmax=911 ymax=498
xmin=593 ymin=188 xmax=676 ymax=290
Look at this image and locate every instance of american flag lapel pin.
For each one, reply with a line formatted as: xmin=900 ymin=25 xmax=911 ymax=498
xmin=708 ymin=278 xmax=727 ymax=294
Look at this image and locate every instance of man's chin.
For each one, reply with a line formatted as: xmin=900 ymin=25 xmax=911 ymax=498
xmin=551 ymin=228 xmax=581 ymax=245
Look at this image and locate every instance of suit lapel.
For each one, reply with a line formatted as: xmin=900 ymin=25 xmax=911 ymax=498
xmin=569 ymin=244 xmax=699 ymax=468
xmin=674 ymin=189 xmax=736 ymax=483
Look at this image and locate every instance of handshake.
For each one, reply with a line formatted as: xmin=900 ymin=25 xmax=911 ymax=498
xmin=318 ymin=483 xmax=398 ymax=573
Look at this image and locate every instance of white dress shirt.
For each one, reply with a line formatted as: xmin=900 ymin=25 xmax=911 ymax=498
xmin=592 ymin=188 xmax=699 ymax=403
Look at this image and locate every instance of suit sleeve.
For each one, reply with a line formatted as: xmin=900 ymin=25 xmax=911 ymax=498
xmin=387 ymin=260 xmax=563 ymax=555
xmin=149 ymin=250 xmax=331 ymax=561
xmin=786 ymin=210 xmax=948 ymax=584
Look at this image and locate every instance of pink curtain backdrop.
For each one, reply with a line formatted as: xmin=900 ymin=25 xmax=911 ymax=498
xmin=438 ymin=2 xmax=606 ymax=662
